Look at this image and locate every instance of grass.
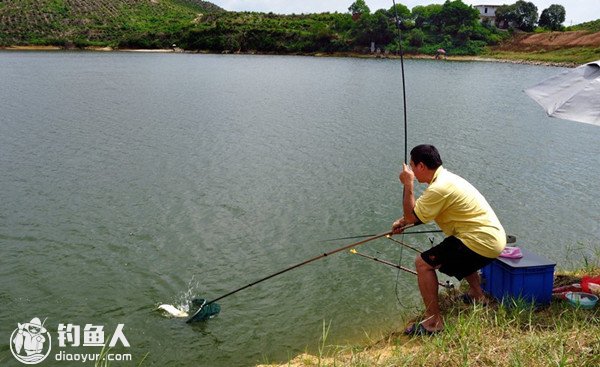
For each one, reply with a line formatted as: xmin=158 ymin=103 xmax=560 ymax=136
xmin=317 ymin=320 xmax=332 ymax=366
xmin=258 ymin=266 xmax=600 ymax=367
xmin=482 ymin=46 xmax=600 ymax=66
xmin=93 ymin=334 xmax=148 ymax=367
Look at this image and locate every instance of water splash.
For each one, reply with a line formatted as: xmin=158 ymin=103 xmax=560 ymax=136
xmin=157 ymin=276 xmax=201 ymax=317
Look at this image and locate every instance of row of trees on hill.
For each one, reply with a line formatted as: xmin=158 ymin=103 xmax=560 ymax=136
xmin=180 ymin=0 xmax=506 ymax=55
xmin=495 ymin=1 xmax=566 ymax=31
xmin=0 ymin=0 xmax=572 ymax=53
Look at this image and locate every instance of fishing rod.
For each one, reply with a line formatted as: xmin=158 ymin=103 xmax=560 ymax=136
xmin=321 ymin=229 xmax=443 ymax=242
xmin=391 ymin=0 xmax=413 ymax=306
xmin=186 ymin=225 xmax=414 ymax=323
xmin=387 ymin=233 xmax=517 ymax=253
xmin=349 ymin=249 xmax=452 ymax=289
xmin=392 ymin=0 xmax=408 ymax=164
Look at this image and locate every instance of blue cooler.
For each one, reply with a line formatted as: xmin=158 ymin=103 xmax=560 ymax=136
xmin=481 ymin=248 xmax=556 ymax=305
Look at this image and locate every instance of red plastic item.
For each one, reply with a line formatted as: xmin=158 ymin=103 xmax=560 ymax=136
xmin=581 ymin=276 xmax=600 ymax=293
xmin=552 ymin=284 xmax=582 ymax=293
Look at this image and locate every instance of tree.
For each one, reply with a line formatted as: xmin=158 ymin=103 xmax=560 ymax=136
xmin=348 ymin=0 xmax=370 ymax=17
xmin=388 ymin=3 xmax=411 ymax=21
xmin=514 ymin=0 xmax=538 ymax=31
xmin=434 ymin=0 xmax=480 ymax=36
xmin=495 ymin=1 xmax=538 ymax=31
xmin=539 ymin=4 xmax=565 ymax=31
xmin=407 ymin=28 xmax=424 ymax=47
xmin=495 ymin=4 xmax=516 ymax=29
xmin=365 ymin=9 xmax=395 ymax=45
xmin=412 ymin=4 xmax=443 ymax=28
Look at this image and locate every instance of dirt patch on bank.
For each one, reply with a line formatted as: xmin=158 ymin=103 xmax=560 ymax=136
xmin=495 ymin=30 xmax=600 ymax=51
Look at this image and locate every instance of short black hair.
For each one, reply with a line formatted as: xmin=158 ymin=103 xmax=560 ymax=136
xmin=410 ymin=144 xmax=443 ymax=169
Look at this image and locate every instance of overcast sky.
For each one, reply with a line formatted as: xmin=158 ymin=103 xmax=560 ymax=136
xmin=207 ymin=1 xmax=597 ymax=26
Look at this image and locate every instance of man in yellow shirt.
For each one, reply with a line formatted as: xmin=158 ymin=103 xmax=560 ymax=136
xmin=392 ymin=144 xmax=506 ymax=335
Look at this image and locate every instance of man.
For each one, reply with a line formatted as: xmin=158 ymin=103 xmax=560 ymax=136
xmin=392 ymin=144 xmax=505 ymax=335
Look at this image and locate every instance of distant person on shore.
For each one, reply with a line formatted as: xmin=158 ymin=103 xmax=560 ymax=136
xmin=392 ymin=144 xmax=506 ymax=335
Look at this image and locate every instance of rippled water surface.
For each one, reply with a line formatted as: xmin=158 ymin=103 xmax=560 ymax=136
xmin=1 ymin=52 xmax=599 ymax=366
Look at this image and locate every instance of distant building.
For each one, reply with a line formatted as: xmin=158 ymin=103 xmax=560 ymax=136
xmin=473 ymin=4 xmax=503 ymax=23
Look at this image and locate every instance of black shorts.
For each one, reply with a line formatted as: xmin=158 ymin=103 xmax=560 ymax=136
xmin=420 ymin=236 xmax=496 ymax=280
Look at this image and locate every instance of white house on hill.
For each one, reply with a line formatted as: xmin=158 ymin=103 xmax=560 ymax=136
xmin=473 ymin=4 xmax=503 ymax=23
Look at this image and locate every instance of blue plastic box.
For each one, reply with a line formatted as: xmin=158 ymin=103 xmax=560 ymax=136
xmin=481 ymin=248 xmax=556 ymax=305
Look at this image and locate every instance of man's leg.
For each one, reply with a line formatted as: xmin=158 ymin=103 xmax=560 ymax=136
xmin=464 ymin=272 xmax=487 ymax=302
xmin=415 ymin=256 xmax=444 ymax=332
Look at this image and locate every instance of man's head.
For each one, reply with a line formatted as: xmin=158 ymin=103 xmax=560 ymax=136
xmin=409 ymin=145 xmax=442 ymax=183
xmin=410 ymin=144 xmax=442 ymax=170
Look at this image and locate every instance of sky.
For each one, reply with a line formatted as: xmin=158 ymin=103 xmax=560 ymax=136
xmin=207 ymin=1 xmax=598 ymax=26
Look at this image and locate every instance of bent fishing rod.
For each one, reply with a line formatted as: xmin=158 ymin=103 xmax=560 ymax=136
xmin=391 ymin=0 xmax=414 ymax=304
xmin=186 ymin=225 xmax=413 ymax=323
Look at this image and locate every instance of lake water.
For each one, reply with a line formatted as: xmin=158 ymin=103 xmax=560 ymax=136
xmin=1 ymin=52 xmax=599 ymax=366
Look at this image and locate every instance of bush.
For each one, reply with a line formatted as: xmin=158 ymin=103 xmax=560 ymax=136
xmin=450 ymin=40 xmax=487 ymax=55
xmin=407 ymin=28 xmax=424 ymax=47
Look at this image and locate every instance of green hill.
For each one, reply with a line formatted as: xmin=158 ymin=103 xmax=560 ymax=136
xmin=0 ymin=0 xmax=223 ymax=48
xmin=0 ymin=0 xmax=504 ymax=56
xmin=568 ymin=19 xmax=600 ymax=32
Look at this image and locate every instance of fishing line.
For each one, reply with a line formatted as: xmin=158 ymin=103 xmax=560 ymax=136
xmin=393 ymin=240 xmax=408 ymax=308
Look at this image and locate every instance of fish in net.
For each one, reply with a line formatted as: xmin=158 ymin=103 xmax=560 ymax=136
xmin=186 ymin=298 xmax=221 ymax=323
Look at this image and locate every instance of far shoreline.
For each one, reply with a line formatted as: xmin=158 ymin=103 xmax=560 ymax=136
xmin=0 ymin=45 xmax=578 ymax=67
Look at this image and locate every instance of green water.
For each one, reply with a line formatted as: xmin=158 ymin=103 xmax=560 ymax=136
xmin=1 ymin=52 xmax=598 ymax=366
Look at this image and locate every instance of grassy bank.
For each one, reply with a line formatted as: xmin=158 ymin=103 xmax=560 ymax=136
xmin=259 ymin=267 xmax=600 ymax=367
xmin=482 ymin=46 xmax=600 ymax=67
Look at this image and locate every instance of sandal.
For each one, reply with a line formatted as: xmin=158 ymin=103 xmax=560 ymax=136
xmin=403 ymin=323 xmax=439 ymax=336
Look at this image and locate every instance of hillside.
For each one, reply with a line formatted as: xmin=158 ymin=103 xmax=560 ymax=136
xmin=495 ymin=31 xmax=600 ymax=51
xmin=569 ymin=19 xmax=600 ymax=32
xmin=0 ymin=0 xmax=223 ymax=48
xmin=0 ymin=0 xmax=504 ymax=54
xmin=485 ymin=30 xmax=600 ymax=65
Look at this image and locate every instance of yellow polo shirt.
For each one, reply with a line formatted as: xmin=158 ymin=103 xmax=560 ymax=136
xmin=414 ymin=166 xmax=506 ymax=258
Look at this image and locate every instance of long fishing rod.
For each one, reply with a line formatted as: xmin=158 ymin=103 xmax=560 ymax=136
xmin=392 ymin=0 xmax=408 ymax=164
xmin=391 ymin=0 xmax=411 ymax=306
xmin=186 ymin=226 xmax=413 ymax=323
xmin=349 ymin=249 xmax=452 ymax=289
